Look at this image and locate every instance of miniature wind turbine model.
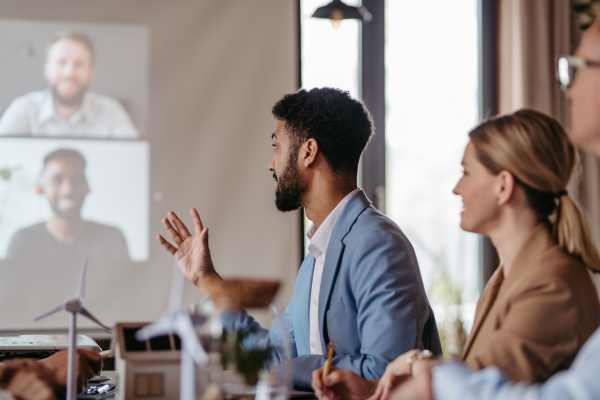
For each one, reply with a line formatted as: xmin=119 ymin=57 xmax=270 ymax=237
xmin=136 ymin=264 xmax=208 ymax=400
xmin=34 ymin=257 xmax=111 ymax=400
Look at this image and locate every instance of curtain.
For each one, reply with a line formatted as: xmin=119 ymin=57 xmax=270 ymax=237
xmin=498 ymin=0 xmax=600 ymax=292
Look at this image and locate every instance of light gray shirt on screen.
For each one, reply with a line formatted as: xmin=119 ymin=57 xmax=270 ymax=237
xmin=0 ymin=89 xmax=138 ymax=138
xmin=0 ymin=390 xmax=14 ymax=400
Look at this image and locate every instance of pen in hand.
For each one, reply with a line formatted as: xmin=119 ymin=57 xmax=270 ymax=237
xmin=322 ymin=342 xmax=335 ymax=392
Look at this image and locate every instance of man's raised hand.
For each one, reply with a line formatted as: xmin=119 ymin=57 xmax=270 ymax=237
xmin=157 ymin=208 xmax=221 ymax=294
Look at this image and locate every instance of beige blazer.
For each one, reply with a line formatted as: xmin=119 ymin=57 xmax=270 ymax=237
xmin=461 ymin=223 xmax=600 ymax=383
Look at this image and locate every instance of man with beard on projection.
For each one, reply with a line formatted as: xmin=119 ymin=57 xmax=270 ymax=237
xmin=0 ymin=30 xmax=138 ymax=138
xmin=6 ymin=148 xmax=129 ymax=259
xmin=157 ymin=88 xmax=442 ymax=389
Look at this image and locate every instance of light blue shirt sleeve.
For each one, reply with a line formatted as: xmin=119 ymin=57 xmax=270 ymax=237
xmin=432 ymin=327 xmax=600 ymax=400
xmin=0 ymin=390 xmax=15 ymax=400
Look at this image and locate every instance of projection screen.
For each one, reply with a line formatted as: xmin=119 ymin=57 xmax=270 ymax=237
xmin=0 ymin=0 xmax=299 ymax=331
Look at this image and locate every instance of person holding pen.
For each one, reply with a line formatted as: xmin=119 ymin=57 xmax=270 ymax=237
xmin=312 ymin=109 xmax=600 ymax=398
xmin=312 ymin=19 xmax=600 ymax=400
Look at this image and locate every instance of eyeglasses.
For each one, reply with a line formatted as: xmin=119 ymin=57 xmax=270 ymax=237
xmin=557 ymin=55 xmax=600 ymax=91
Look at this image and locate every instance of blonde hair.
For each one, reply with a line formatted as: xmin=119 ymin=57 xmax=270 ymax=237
xmin=469 ymin=109 xmax=600 ymax=272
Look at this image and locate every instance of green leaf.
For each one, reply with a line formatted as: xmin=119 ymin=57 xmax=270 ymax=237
xmin=0 ymin=168 xmax=12 ymax=181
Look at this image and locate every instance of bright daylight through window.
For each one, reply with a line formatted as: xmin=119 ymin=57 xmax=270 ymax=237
xmin=385 ymin=0 xmax=480 ymax=356
xmin=301 ymin=0 xmax=481 ymax=356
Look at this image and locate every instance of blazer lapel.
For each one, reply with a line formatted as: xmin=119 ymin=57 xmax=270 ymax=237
xmin=318 ymin=238 xmax=344 ymax=352
xmin=501 ymin=223 xmax=553 ymax=291
xmin=461 ymin=224 xmax=554 ymax=360
xmin=461 ymin=266 xmax=504 ymax=359
xmin=318 ymin=190 xmax=372 ymax=353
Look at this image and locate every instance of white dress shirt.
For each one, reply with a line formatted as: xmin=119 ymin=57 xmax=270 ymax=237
xmin=305 ymin=188 xmax=360 ymax=355
xmin=0 ymin=89 xmax=139 ymax=138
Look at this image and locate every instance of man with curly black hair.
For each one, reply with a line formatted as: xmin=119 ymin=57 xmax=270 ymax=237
xmin=269 ymin=87 xmax=374 ymax=211
xmin=158 ymin=87 xmax=441 ymax=389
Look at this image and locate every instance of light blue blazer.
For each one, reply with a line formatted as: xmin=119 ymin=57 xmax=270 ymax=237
xmin=221 ymin=190 xmax=442 ymax=389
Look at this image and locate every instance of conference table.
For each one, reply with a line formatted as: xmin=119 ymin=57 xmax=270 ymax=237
xmin=98 ymin=371 xmax=316 ymax=399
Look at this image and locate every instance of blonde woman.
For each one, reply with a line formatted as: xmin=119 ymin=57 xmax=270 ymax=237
xmin=311 ymin=109 xmax=600 ymax=400
xmin=454 ymin=109 xmax=599 ymax=381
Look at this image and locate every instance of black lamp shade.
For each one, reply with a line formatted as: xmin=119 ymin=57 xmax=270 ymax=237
xmin=312 ymin=0 xmax=372 ymax=23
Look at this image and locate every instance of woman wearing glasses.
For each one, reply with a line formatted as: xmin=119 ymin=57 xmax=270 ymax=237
xmin=311 ymin=109 xmax=600 ymax=400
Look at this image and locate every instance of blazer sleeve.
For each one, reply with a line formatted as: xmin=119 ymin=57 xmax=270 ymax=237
xmin=464 ymin=277 xmax=582 ymax=382
xmin=282 ymin=230 xmax=431 ymax=388
xmin=219 ymin=294 xmax=297 ymax=371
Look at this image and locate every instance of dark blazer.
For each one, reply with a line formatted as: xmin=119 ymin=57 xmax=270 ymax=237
xmin=461 ymin=223 xmax=600 ymax=382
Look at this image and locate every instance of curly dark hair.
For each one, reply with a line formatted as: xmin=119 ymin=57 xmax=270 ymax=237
xmin=44 ymin=148 xmax=86 ymax=169
xmin=272 ymin=87 xmax=374 ymax=179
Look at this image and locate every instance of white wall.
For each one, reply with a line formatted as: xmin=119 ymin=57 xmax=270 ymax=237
xmin=0 ymin=0 xmax=300 ymax=331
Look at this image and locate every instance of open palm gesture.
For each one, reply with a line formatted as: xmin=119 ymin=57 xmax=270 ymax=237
xmin=157 ymin=208 xmax=221 ymax=292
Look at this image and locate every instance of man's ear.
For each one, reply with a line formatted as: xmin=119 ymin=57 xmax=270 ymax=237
xmin=496 ymin=170 xmax=516 ymax=205
xmin=302 ymin=138 xmax=319 ymax=168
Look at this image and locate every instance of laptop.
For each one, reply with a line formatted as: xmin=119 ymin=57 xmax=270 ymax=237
xmin=0 ymin=334 xmax=101 ymax=361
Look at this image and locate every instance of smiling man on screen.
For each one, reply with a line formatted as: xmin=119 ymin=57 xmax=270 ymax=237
xmin=0 ymin=30 xmax=138 ymax=138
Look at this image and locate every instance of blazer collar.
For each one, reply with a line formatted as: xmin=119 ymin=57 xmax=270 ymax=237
xmin=306 ymin=188 xmax=360 ymax=259
xmin=461 ymin=223 xmax=554 ymax=359
xmin=330 ymin=189 xmax=372 ymax=242
xmin=462 ymin=265 xmax=504 ymax=358
xmin=502 ymin=222 xmax=555 ymax=288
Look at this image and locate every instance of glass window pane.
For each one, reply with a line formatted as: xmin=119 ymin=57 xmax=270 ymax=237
xmin=385 ymin=0 xmax=480 ymax=355
xmin=300 ymin=0 xmax=360 ymax=98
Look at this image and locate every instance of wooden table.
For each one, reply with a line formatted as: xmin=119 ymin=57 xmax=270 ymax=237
xmin=97 ymin=371 xmax=316 ymax=399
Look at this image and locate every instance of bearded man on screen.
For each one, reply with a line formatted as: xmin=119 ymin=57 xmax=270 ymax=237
xmin=0 ymin=30 xmax=138 ymax=138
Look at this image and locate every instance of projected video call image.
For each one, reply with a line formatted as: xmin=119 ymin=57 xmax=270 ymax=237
xmin=0 ymin=138 xmax=150 ymax=261
xmin=0 ymin=19 xmax=149 ymax=137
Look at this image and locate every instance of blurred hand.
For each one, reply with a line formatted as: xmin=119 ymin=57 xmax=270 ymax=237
xmin=263 ymin=367 xmax=278 ymax=387
xmin=41 ymin=349 xmax=102 ymax=394
xmin=386 ymin=372 xmax=433 ymax=400
xmin=367 ymin=350 xmax=419 ymax=400
xmin=157 ymin=209 xmax=222 ymax=294
xmin=312 ymin=366 xmax=378 ymax=400
xmin=1 ymin=360 xmax=55 ymax=400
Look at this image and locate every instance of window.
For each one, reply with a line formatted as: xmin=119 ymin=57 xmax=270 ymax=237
xmin=300 ymin=1 xmax=482 ymax=354
xmin=385 ymin=0 xmax=480 ymax=353
xmin=300 ymin=0 xmax=361 ymax=98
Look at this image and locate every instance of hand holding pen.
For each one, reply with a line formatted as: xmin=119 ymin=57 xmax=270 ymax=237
xmin=322 ymin=342 xmax=335 ymax=392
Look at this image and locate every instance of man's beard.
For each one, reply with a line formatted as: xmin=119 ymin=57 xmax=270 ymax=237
xmin=274 ymin=149 xmax=307 ymax=212
xmin=51 ymin=80 xmax=88 ymax=107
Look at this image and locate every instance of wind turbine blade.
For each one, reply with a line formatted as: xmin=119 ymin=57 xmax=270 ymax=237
xmin=136 ymin=319 xmax=172 ymax=341
xmin=34 ymin=303 xmax=64 ymax=322
xmin=175 ymin=315 xmax=208 ymax=366
xmin=168 ymin=261 xmax=185 ymax=314
xmin=76 ymin=257 xmax=88 ymax=299
xmin=79 ymin=307 xmax=111 ymax=333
